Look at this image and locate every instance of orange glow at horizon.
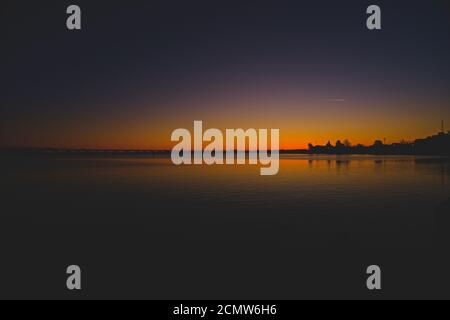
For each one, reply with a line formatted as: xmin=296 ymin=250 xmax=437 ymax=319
xmin=2 ymin=97 xmax=449 ymax=150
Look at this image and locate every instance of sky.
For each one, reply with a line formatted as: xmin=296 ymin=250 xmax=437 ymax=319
xmin=1 ymin=0 xmax=449 ymax=149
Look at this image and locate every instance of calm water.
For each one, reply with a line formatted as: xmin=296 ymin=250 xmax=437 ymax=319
xmin=1 ymin=154 xmax=450 ymax=298
xmin=2 ymin=154 xmax=450 ymax=235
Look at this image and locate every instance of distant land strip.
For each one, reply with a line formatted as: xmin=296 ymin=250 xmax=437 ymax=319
xmin=1 ymin=131 xmax=449 ymax=156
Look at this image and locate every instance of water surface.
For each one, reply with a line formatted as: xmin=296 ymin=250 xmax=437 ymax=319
xmin=1 ymin=154 xmax=450 ymax=298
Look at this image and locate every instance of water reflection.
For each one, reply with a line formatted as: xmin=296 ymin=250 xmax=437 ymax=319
xmin=1 ymin=154 xmax=449 ymax=237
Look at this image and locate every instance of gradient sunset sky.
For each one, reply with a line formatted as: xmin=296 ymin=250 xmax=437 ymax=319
xmin=1 ymin=0 xmax=449 ymax=149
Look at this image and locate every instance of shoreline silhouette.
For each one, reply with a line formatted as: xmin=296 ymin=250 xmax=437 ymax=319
xmin=1 ymin=130 xmax=449 ymax=157
xmin=306 ymin=130 xmax=450 ymax=156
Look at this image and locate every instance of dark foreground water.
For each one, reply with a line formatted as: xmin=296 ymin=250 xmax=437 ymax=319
xmin=1 ymin=154 xmax=450 ymax=299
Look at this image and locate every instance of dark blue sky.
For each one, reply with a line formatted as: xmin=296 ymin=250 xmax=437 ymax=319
xmin=1 ymin=0 xmax=449 ymax=148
